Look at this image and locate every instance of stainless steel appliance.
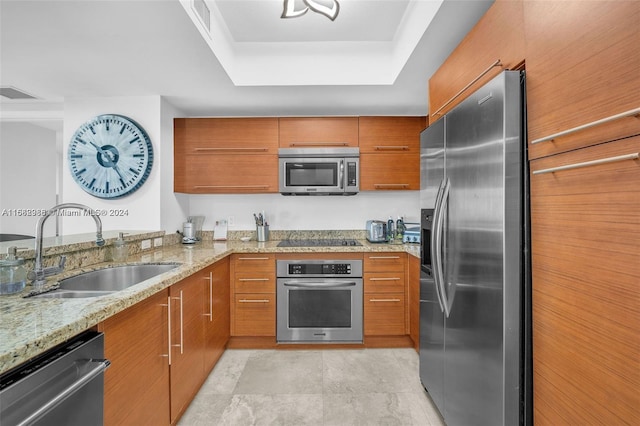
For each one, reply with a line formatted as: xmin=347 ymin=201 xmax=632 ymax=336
xmin=0 ymin=331 xmax=109 ymax=426
xmin=276 ymin=239 xmax=361 ymax=248
xmin=277 ymin=259 xmax=363 ymax=342
xmin=365 ymin=220 xmax=387 ymax=242
xmin=278 ymin=147 xmax=359 ymax=195
xmin=419 ymin=70 xmax=532 ymax=426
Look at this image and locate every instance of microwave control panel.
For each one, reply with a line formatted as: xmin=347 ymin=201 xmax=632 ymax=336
xmin=347 ymin=162 xmax=357 ymax=186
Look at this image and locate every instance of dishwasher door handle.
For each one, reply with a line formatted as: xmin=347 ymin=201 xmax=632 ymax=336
xmin=17 ymin=359 xmax=110 ymax=426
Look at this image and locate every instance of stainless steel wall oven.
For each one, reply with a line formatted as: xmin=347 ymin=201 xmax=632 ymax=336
xmin=277 ymin=259 xmax=363 ymax=343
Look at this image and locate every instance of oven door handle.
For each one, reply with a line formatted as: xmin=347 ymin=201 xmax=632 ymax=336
xmin=282 ymin=280 xmax=357 ymax=288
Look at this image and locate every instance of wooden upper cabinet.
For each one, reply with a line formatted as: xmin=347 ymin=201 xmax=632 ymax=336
xmin=174 ymin=117 xmax=279 ymax=193
xmin=278 ymin=117 xmax=359 ymax=148
xmin=358 ymin=116 xmax=424 ymax=154
xmin=428 ymin=0 xmax=525 ymax=119
xmin=174 ymin=117 xmax=279 ymax=155
xmin=359 ymin=117 xmax=423 ymax=191
xmin=524 ymin=1 xmax=640 ymax=160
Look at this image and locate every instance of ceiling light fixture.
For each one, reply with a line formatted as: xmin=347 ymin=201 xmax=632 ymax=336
xmin=281 ymin=0 xmax=340 ymax=21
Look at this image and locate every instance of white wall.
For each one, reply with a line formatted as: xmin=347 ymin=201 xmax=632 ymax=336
xmin=62 ymin=97 xmax=163 ymax=234
xmin=188 ymin=190 xmax=420 ymax=231
xmin=0 ymin=122 xmax=58 ymax=237
xmin=160 ymin=98 xmax=189 ymax=233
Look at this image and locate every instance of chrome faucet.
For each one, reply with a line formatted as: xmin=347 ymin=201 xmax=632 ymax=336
xmin=29 ymin=203 xmax=105 ymax=287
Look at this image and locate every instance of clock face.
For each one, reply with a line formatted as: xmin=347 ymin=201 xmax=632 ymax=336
xmin=68 ymin=114 xmax=153 ymax=199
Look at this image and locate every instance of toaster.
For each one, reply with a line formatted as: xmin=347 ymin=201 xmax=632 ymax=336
xmin=366 ymin=220 xmax=387 ymax=243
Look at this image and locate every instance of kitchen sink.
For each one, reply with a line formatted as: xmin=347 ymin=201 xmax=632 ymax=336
xmin=30 ymin=263 xmax=180 ymax=299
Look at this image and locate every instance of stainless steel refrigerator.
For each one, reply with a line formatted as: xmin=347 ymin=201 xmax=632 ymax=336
xmin=419 ymin=70 xmax=531 ymax=426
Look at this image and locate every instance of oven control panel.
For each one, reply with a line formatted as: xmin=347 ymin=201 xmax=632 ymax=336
xmin=289 ymin=263 xmax=351 ymax=275
xmin=277 ymin=260 xmax=363 ymax=278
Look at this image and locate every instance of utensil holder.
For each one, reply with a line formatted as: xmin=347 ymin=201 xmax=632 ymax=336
xmin=256 ymin=225 xmax=269 ymax=242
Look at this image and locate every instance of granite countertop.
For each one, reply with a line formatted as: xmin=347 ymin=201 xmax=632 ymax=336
xmin=0 ymin=239 xmax=420 ymax=375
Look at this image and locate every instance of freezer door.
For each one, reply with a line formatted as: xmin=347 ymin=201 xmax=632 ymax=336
xmin=419 ymin=272 xmax=445 ymax=414
xmin=420 ymin=117 xmax=445 ymax=209
xmin=442 ymin=71 xmax=523 ymax=426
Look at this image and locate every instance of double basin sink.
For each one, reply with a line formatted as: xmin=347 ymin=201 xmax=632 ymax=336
xmin=31 ymin=263 xmax=180 ymax=299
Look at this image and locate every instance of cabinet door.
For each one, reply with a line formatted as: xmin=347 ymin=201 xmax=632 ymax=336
xmin=524 ymin=1 xmax=640 ymax=160
xmin=530 ymin=136 xmax=640 ymax=424
xmin=174 ymin=154 xmax=278 ymax=193
xmin=364 ymin=293 xmax=406 ymax=336
xmin=231 ymin=254 xmax=276 ymax=337
xmin=360 ymin=153 xmax=419 ymax=190
xmin=429 ymin=0 xmax=524 ymax=118
xmin=203 ymin=258 xmax=230 ymax=375
xmin=279 ymin=117 xmax=359 ymax=148
xmin=169 ymin=276 xmax=205 ymax=424
xmin=408 ymin=255 xmax=420 ymax=351
xmin=102 ymin=290 xmax=170 ymax=426
xmin=364 ymin=253 xmax=406 ymax=273
xmin=358 ymin=117 xmax=424 ymax=154
xmin=174 ymin=118 xmax=279 ymax=154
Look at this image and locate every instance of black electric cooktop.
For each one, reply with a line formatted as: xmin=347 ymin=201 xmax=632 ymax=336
xmin=276 ymin=239 xmax=362 ymax=247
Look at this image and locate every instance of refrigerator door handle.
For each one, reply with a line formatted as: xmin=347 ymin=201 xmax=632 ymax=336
xmin=434 ymin=179 xmax=451 ymax=318
xmin=431 ymin=178 xmax=448 ymax=315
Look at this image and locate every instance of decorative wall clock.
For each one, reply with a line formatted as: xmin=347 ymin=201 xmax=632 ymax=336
xmin=67 ymin=114 xmax=153 ymax=199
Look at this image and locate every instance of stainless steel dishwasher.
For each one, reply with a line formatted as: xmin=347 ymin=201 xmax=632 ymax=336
xmin=0 ymin=331 xmax=110 ymax=426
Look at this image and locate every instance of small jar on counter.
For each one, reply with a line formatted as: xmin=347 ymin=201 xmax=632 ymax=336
xmin=0 ymin=246 xmax=27 ymax=295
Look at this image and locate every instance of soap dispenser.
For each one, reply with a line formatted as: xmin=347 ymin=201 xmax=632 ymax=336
xmin=0 ymin=246 xmax=27 ymax=295
xmin=112 ymin=233 xmax=128 ymax=262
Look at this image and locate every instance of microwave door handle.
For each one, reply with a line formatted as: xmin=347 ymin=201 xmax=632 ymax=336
xmin=339 ymin=160 xmax=344 ymax=190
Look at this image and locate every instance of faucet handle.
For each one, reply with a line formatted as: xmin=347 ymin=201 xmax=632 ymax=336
xmin=58 ymin=255 xmax=67 ymax=270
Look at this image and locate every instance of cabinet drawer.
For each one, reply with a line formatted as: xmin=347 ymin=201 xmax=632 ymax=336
xmin=364 ymin=253 xmax=406 ymax=273
xmin=358 ymin=116 xmax=424 ymax=154
xmin=360 ymin=153 xmax=419 ymax=191
xmin=232 ymin=254 xmax=275 ymax=273
xmin=364 ymin=272 xmax=405 ymax=293
xmin=278 ymin=117 xmax=359 ymax=148
xmin=234 ymin=273 xmax=275 ymax=293
xmin=174 ymin=155 xmax=278 ymax=194
xmin=364 ymin=292 xmax=406 ymax=336
xmin=233 ymin=293 xmax=276 ymax=336
xmin=174 ymin=118 xmax=279 ymax=154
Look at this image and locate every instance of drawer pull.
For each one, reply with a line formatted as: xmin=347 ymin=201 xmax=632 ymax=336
xmin=431 ymin=59 xmax=502 ymax=117
xmin=533 ymin=153 xmax=639 ymax=175
xmin=369 ymin=298 xmax=401 ymax=303
xmin=237 ymin=257 xmax=271 ymax=260
xmin=368 ymin=256 xmax=400 ymax=259
xmin=239 ymin=278 xmax=270 ymax=282
xmin=289 ymin=142 xmax=349 ymax=147
xmin=193 ymin=147 xmax=269 ymax=152
xmin=193 ymin=185 xmax=269 ymax=190
xmin=531 ymin=107 xmax=640 ymax=144
xmin=374 ymin=146 xmax=409 ymax=151
xmin=369 ymin=277 xmax=401 ymax=281
xmin=374 ymin=184 xmax=409 ymax=189
xmin=238 ymin=299 xmax=270 ymax=303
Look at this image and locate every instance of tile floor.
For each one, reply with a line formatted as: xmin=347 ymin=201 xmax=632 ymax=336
xmin=178 ymin=348 xmax=445 ymax=426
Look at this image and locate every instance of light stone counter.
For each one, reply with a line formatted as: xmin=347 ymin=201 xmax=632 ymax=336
xmin=0 ymin=239 xmax=420 ymax=375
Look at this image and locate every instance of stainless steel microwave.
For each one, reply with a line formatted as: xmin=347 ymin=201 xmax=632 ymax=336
xmin=278 ymin=148 xmax=359 ymax=195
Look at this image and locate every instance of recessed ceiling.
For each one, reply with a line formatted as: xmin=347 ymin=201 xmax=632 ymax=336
xmin=0 ymin=0 xmax=493 ymax=123
xmin=181 ymin=0 xmax=444 ymax=86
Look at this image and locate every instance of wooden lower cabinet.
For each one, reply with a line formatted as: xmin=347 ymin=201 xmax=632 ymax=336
xmin=530 ymin=136 xmax=640 ymax=424
xmin=231 ymin=254 xmax=276 ymax=337
xmin=102 ymin=290 xmax=170 ymax=426
xmin=203 ymin=258 xmax=230 ymax=374
xmin=408 ymin=255 xmax=420 ymax=351
xmin=363 ymin=253 xmax=408 ymax=336
xmin=169 ymin=275 xmax=205 ymax=424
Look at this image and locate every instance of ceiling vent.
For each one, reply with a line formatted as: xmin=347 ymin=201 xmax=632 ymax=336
xmin=192 ymin=0 xmax=211 ymax=34
xmin=0 ymin=86 xmax=38 ymax=100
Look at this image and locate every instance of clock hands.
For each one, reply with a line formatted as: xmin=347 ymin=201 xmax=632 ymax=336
xmin=87 ymin=140 xmax=127 ymax=187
